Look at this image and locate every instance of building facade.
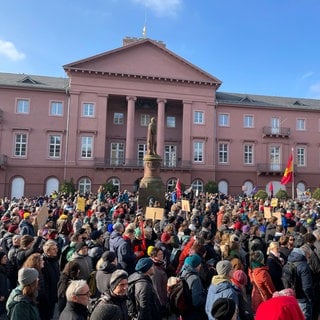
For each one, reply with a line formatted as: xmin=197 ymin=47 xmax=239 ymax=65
xmin=0 ymin=37 xmax=319 ymax=198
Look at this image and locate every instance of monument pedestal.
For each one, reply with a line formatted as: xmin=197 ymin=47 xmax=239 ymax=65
xmin=138 ymin=154 xmax=165 ymax=209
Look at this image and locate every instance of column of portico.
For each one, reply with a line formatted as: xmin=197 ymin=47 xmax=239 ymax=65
xmin=125 ymin=96 xmax=136 ymax=165
xmin=156 ymin=98 xmax=166 ymax=158
xmin=182 ymin=100 xmax=192 ymax=166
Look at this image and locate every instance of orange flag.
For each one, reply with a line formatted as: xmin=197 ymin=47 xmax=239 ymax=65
xmin=281 ymin=152 xmax=293 ymax=185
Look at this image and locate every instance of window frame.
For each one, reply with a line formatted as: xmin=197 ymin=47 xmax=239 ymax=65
xmin=243 ymin=114 xmax=254 ymax=128
xmin=193 ymin=111 xmax=204 ymax=125
xmin=48 ymin=134 xmax=62 ymax=159
xmin=80 ymin=136 xmax=93 ymax=159
xmin=218 ymin=142 xmax=229 ymax=164
xmin=296 ymin=146 xmax=306 ymax=167
xmin=50 ymin=101 xmax=63 ymax=116
xmin=218 ymin=113 xmax=230 ymax=127
xmin=140 ymin=114 xmax=150 ymax=126
xmin=14 ymin=132 xmax=28 ymax=158
xmin=114 ymin=112 xmax=124 ymax=125
xmin=16 ymin=99 xmax=30 ymax=114
xmin=193 ymin=141 xmax=204 ymax=163
xmin=166 ymin=116 xmax=176 ymax=128
xmin=243 ymin=143 xmax=254 ymax=165
xmin=296 ymin=118 xmax=306 ymax=131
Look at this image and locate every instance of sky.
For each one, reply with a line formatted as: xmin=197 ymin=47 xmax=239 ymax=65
xmin=1 ymin=0 xmax=320 ymax=99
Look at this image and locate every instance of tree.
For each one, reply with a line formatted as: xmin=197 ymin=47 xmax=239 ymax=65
xmin=312 ymin=188 xmax=320 ymax=200
xmin=59 ymin=178 xmax=76 ymax=196
xmin=276 ymin=189 xmax=288 ymax=200
xmin=103 ymin=181 xmax=118 ymax=195
xmin=204 ymin=181 xmax=219 ymax=194
xmin=254 ymin=190 xmax=268 ymax=200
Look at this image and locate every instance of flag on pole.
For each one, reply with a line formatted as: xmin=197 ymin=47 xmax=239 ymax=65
xmin=269 ymin=182 xmax=274 ymax=198
xmin=176 ymin=178 xmax=182 ymax=200
xmin=281 ymin=152 xmax=293 ymax=185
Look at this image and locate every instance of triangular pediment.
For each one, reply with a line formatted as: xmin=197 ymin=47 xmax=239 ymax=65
xmin=64 ymin=39 xmax=221 ymax=86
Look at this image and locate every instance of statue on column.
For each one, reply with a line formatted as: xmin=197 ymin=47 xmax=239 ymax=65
xmin=147 ymin=117 xmax=157 ymax=155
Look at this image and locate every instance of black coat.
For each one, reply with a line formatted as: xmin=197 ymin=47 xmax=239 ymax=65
xmin=59 ymin=301 xmax=88 ymax=320
xmin=266 ymin=252 xmax=284 ymax=291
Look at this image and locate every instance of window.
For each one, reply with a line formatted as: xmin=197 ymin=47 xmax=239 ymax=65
xmin=16 ymin=99 xmax=29 ymax=114
xmin=164 ymin=145 xmax=177 ymax=167
xmin=14 ymin=133 xmax=27 ymax=157
xmin=107 ymin=178 xmax=120 ymax=192
xmin=244 ymin=144 xmax=254 ymax=165
xmin=78 ymin=177 xmax=91 ymax=194
xmin=296 ymin=118 xmax=306 ymax=131
xmin=114 ymin=113 xmax=124 ymax=125
xmin=193 ymin=111 xmax=204 ymax=124
xmin=218 ymin=143 xmax=229 ymax=164
xmin=166 ymin=116 xmax=176 ymax=128
xmin=49 ymin=135 xmax=61 ymax=158
xmin=82 ymin=103 xmax=94 ymax=117
xmin=243 ymin=115 xmax=254 ymax=128
xmin=271 ymin=117 xmax=280 ymax=134
xmin=80 ymin=136 xmax=93 ymax=158
xmin=111 ymin=143 xmax=125 ymax=165
xmin=137 ymin=144 xmax=147 ymax=166
xmin=219 ymin=113 xmax=229 ymax=127
xmin=50 ymin=101 xmax=63 ymax=116
xmin=192 ymin=179 xmax=204 ymax=192
xmin=296 ymin=146 xmax=306 ymax=167
xmin=140 ymin=114 xmax=150 ymax=126
xmin=166 ymin=178 xmax=177 ymax=192
xmin=193 ymin=142 xmax=204 ymax=162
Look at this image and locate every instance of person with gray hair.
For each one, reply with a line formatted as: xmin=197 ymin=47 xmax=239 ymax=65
xmin=59 ymin=279 xmax=90 ymax=320
xmin=109 ymin=222 xmax=124 ymax=253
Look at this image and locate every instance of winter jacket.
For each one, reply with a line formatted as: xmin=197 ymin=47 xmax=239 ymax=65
xmin=109 ymin=231 xmax=123 ymax=253
xmin=71 ymin=252 xmax=93 ymax=281
xmin=266 ymin=252 xmax=284 ymax=291
xmin=6 ymin=286 xmax=40 ymax=320
xmin=287 ymin=249 xmax=314 ymax=304
xmin=59 ymin=301 xmax=88 ymax=320
xmin=205 ymin=275 xmax=239 ymax=320
xmin=117 ymin=236 xmax=136 ymax=275
xmin=127 ymin=272 xmax=161 ymax=320
xmin=95 ymin=261 xmax=118 ymax=294
xmin=19 ymin=220 xmax=35 ymax=237
xmin=248 ymin=265 xmax=275 ymax=312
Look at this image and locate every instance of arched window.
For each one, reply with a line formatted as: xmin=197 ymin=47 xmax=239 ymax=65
xmin=11 ymin=176 xmax=25 ymax=199
xmin=192 ymin=179 xmax=203 ymax=193
xmin=243 ymin=181 xmax=253 ymax=196
xmin=107 ymin=178 xmax=120 ymax=193
xmin=218 ymin=180 xmax=228 ymax=195
xmin=78 ymin=177 xmax=91 ymax=194
xmin=167 ymin=178 xmax=177 ymax=192
xmin=46 ymin=177 xmax=59 ymax=196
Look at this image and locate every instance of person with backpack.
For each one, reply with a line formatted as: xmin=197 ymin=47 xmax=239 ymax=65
xmin=179 ymin=254 xmax=207 ymax=320
xmin=127 ymin=257 xmax=161 ymax=320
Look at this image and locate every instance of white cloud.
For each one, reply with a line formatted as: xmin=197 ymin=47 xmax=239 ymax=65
xmin=0 ymin=40 xmax=25 ymax=61
xmin=301 ymin=71 xmax=314 ymax=79
xmin=132 ymin=0 xmax=182 ymax=16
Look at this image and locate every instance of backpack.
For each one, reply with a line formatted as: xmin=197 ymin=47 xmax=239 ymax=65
xmin=167 ymin=276 xmax=192 ymax=315
xmin=281 ymin=261 xmax=297 ymax=289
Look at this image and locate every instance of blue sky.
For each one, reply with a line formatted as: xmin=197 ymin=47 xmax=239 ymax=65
xmin=1 ymin=0 xmax=320 ymax=98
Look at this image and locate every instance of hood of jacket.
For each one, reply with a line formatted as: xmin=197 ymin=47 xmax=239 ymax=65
xmin=211 ymin=274 xmax=231 ymax=286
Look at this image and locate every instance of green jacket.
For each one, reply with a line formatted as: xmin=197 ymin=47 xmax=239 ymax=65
xmin=6 ymin=286 xmax=40 ymax=320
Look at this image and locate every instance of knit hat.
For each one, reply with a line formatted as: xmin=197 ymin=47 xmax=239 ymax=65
xmin=101 ymin=251 xmax=117 ymax=263
xmin=135 ymin=257 xmax=154 ymax=273
xmin=242 ymin=225 xmax=250 ymax=233
xmin=161 ymin=232 xmax=171 ymax=243
xmin=18 ymin=267 xmax=39 ymax=287
xmin=216 ymin=260 xmax=232 ymax=276
xmin=75 ymin=241 xmax=88 ymax=252
xmin=147 ymin=246 xmax=155 ymax=257
xmin=109 ymin=269 xmax=128 ymax=291
xmin=90 ymin=303 xmax=122 ymax=320
xmin=232 ymin=269 xmax=248 ymax=288
xmin=134 ymin=227 xmax=142 ymax=238
xmin=211 ymin=298 xmax=236 ymax=320
xmin=252 ymin=250 xmax=265 ymax=264
xmin=59 ymin=213 xmax=68 ymax=220
xmin=184 ymin=254 xmax=202 ymax=268
xmin=23 ymin=212 xmax=31 ymax=219
xmin=90 ymin=230 xmax=103 ymax=240
xmin=8 ymin=224 xmax=19 ymax=233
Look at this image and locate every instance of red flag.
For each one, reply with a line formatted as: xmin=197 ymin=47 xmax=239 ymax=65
xmin=269 ymin=182 xmax=274 ymax=192
xmin=176 ymin=178 xmax=182 ymax=200
xmin=281 ymin=152 xmax=293 ymax=185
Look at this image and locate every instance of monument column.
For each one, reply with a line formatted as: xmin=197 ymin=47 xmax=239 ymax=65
xmin=156 ymin=98 xmax=166 ymax=158
xmin=125 ymin=96 xmax=136 ymax=165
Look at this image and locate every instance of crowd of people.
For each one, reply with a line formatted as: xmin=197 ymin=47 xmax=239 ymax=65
xmin=0 ymin=189 xmax=319 ymax=320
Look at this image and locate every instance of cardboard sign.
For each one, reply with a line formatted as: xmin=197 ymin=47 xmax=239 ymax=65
xmin=273 ymin=211 xmax=282 ymax=225
xmin=181 ymin=200 xmax=190 ymax=212
xmin=36 ymin=206 xmax=49 ymax=228
xmin=270 ymin=198 xmax=278 ymax=207
xmin=264 ymin=207 xmax=272 ymax=219
xmin=145 ymin=207 xmax=164 ymax=221
xmin=77 ymin=197 xmax=86 ymax=212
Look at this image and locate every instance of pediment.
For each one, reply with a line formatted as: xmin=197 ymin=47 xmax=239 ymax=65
xmin=64 ymin=39 xmax=221 ymax=86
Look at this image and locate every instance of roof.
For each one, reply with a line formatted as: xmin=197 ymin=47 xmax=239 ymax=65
xmin=0 ymin=73 xmax=69 ymax=91
xmin=216 ymin=91 xmax=320 ymax=111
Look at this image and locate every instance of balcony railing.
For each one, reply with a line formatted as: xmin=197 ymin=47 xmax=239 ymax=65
xmin=94 ymin=158 xmax=192 ymax=169
xmin=262 ymin=126 xmax=290 ymax=138
xmin=257 ymin=163 xmax=297 ymax=175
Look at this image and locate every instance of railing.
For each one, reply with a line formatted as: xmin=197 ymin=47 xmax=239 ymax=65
xmin=262 ymin=126 xmax=290 ymax=137
xmin=257 ymin=163 xmax=297 ymax=174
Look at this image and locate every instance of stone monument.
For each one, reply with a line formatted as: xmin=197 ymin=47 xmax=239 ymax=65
xmin=138 ymin=117 xmax=165 ymax=208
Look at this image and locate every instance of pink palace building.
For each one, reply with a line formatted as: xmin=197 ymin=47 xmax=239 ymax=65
xmin=0 ymin=37 xmax=320 ymax=199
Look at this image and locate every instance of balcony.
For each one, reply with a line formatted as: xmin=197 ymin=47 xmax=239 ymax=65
xmin=94 ymin=158 xmax=192 ymax=170
xmin=262 ymin=126 xmax=290 ymax=138
xmin=257 ymin=163 xmax=297 ymax=176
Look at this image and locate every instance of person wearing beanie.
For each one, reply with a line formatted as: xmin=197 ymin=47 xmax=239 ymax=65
xmin=255 ymin=295 xmax=305 ymax=320
xmin=59 ymin=279 xmax=89 ymax=320
xmin=90 ymin=303 xmax=122 ymax=320
xmin=211 ymin=298 xmax=236 ymax=320
xmin=206 ymin=260 xmax=238 ymax=320
xmin=248 ymin=250 xmax=276 ymax=313
xmin=19 ymin=212 xmax=35 ymax=237
xmin=6 ymin=267 xmax=40 ymax=320
xmin=70 ymin=241 xmax=93 ymax=281
xmin=179 ymin=253 xmax=207 ymax=320
xmin=92 ymin=269 xmax=129 ymax=320
xmin=88 ymin=229 xmax=104 ymax=269
xmin=127 ymin=257 xmax=161 ymax=320
xmin=286 ymin=246 xmax=314 ymax=320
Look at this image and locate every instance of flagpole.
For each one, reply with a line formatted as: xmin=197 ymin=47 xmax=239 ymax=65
xmin=291 ymin=147 xmax=294 ymax=199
